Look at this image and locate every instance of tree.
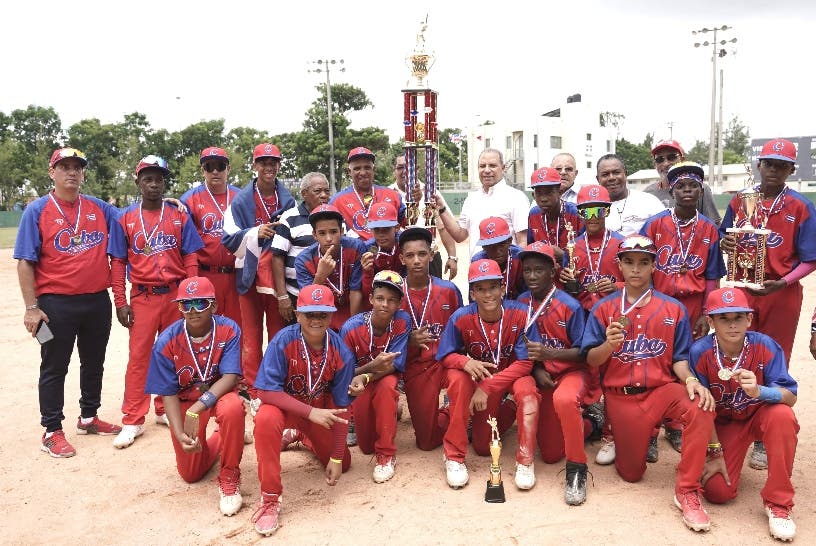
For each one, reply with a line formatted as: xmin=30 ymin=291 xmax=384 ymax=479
xmin=723 ymin=116 xmax=750 ymax=159
xmin=614 ymin=138 xmax=652 ymax=174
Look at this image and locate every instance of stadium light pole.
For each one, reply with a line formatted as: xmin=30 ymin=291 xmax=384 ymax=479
xmin=309 ymin=59 xmax=345 ymax=192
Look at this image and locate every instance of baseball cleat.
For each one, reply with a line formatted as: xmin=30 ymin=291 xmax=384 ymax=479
xmin=373 ymin=455 xmax=396 ymax=483
xmin=444 ymin=457 xmax=469 ymax=489
xmin=646 ymin=436 xmax=659 ymax=463
xmin=217 ymin=468 xmax=242 ymax=517
xmin=253 ymin=493 xmax=282 ymax=536
xmin=565 ymin=461 xmax=588 ymax=506
xmin=280 ymin=428 xmax=303 ymax=451
xmin=76 ymin=416 xmax=122 ymax=436
xmin=750 ymin=441 xmax=768 ymax=470
xmin=595 ymin=437 xmax=616 ymax=465
xmin=665 ymin=427 xmax=683 ymax=453
xmin=112 ymin=424 xmax=144 ymax=449
xmin=155 ymin=413 xmax=170 ymax=426
xmin=41 ymin=430 xmax=76 ymax=458
xmin=765 ymin=502 xmax=796 ymax=541
xmin=674 ymin=491 xmax=711 ymax=532
xmin=514 ymin=462 xmax=536 ymax=490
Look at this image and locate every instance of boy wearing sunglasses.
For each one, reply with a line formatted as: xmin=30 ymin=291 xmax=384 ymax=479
xmin=341 ymin=271 xmax=411 ymax=483
xmin=398 ymin=227 xmax=463 ymax=452
xmin=582 ymin=234 xmax=717 ymax=533
xmin=437 ymin=259 xmax=542 ymax=490
xmin=527 ymin=167 xmax=583 ymax=256
xmin=145 ymin=277 xmax=245 ymax=516
xmin=109 ymin=155 xmax=204 ymax=449
xmin=360 ymin=202 xmax=403 ymax=307
xmin=180 ymin=147 xmax=242 ymax=327
xmin=470 ymin=216 xmax=527 ymax=300
xmin=252 ymin=285 xmax=356 ymax=536
xmin=688 ymin=288 xmax=798 ymax=542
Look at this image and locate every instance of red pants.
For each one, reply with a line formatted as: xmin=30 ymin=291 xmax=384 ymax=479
xmin=537 ymin=370 xmax=592 ymax=464
xmin=676 ymin=292 xmax=704 ymax=328
xmin=239 ymin=287 xmax=285 ymax=390
xmin=747 ymin=281 xmax=802 ymax=365
xmin=254 ymin=403 xmax=351 ymax=496
xmin=122 ymin=289 xmax=180 ymax=425
xmin=444 ymin=369 xmax=540 ymax=465
xmin=201 ymin=269 xmax=242 ymax=329
xmin=170 ymin=392 xmax=246 ymax=483
xmin=403 ymin=360 xmax=449 ymax=451
xmin=703 ymin=404 xmax=798 ymax=509
xmin=352 ymin=374 xmax=399 ymax=457
xmin=605 ymin=382 xmax=714 ymax=494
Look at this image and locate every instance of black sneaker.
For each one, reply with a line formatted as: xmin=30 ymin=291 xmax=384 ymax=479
xmin=646 ymin=436 xmax=659 ymax=463
xmin=665 ymin=427 xmax=683 ymax=453
xmin=565 ymin=461 xmax=588 ymax=505
xmin=583 ymin=402 xmax=605 ymax=442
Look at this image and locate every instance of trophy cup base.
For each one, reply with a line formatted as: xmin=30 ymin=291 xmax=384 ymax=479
xmin=564 ymin=280 xmax=581 ymax=296
xmin=723 ymin=280 xmax=763 ymax=290
xmin=485 ymin=480 xmax=506 ymax=503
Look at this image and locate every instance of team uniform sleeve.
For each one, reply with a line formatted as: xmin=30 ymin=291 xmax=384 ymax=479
xmin=180 ymin=212 xmax=205 ymax=255
xmin=145 ymin=341 xmax=180 ymax=396
xmin=217 ymin=324 xmax=242 ymax=376
xmin=436 ymin=314 xmax=469 ymax=369
xmin=330 ymin=340 xmax=356 ymax=407
xmin=672 ymin=306 xmax=693 ymax=363
xmin=580 ymin=304 xmax=608 ymax=356
xmin=566 ymin=303 xmax=587 ymax=348
xmin=12 ymin=203 xmax=42 ymax=261
xmin=389 ymin=314 xmax=411 ymax=373
xmin=687 ymin=339 xmax=712 ymax=389
xmin=347 ymin=240 xmax=365 ymax=291
xmin=704 ymin=226 xmax=727 ymax=280
xmin=759 ymin=335 xmax=798 ymax=395
xmin=107 ymin=217 xmax=129 ymax=259
xmin=295 ymin=249 xmax=315 ymax=288
xmin=255 ymin=334 xmax=290 ymax=392
xmin=794 ymin=200 xmax=816 ymax=263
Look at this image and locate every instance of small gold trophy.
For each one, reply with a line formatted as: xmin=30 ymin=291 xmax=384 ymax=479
xmin=563 ymin=223 xmax=581 ymax=295
xmin=484 ymin=416 xmax=506 ymax=503
xmin=724 ymin=166 xmax=771 ymax=290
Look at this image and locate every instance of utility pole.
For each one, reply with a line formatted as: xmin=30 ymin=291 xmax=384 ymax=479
xmin=309 ymin=59 xmax=345 ymax=192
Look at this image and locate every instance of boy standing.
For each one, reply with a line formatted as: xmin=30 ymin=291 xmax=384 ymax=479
xmin=690 ymin=287 xmax=798 ymax=542
xmin=470 ymin=217 xmax=527 ymax=299
xmin=145 ymin=277 xmax=246 ymax=516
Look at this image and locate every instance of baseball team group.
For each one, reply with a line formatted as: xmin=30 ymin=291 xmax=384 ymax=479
xmin=14 ymin=138 xmax=812 ymax=540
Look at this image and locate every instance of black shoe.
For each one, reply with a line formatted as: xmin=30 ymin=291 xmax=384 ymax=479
xmin=565 ymin=461 xmax=588 ymax=505
xmin=646 ymin=436 xmax=659 ymax=463
xmin=583 ymin=402 xmax=605 ymax=442
xmin=665 ymin=428 xmax=683 ymax=453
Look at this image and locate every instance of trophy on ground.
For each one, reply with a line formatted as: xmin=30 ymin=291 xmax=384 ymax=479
xmin=724 ymin=166 xmax=770 ymax=290
xmin=484 ymin=416 xmax=506 ymax=503
xmin=403 ymin=16 xmax=438 ymax=232
xmin=563 ymin=223 xmax=581 ymax=295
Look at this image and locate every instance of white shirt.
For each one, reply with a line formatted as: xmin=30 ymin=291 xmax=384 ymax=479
xmin=607 ymin=189 xmax=665 ymax=236
xmin=458 ymin=178 xmax=530 ymax=255
xmin=561 ymin=184 xmax=580 ymax=204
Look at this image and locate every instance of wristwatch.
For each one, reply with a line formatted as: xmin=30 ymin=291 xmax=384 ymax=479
xmin=447 ymin=256 xmax=458 ymax=262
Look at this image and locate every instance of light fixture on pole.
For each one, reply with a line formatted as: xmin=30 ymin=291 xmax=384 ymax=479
xmin=693 ymin=25 xmax=735 ymax=183
xmin=309 ymin=59 xmax=345 ymax=192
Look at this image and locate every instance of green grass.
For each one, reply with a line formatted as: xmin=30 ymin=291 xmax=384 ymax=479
xmin=0 ymin=227 xmax=18 ymax=249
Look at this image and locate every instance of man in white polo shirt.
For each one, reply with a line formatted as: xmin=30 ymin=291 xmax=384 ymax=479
xmin=596 ymin=154 xmax=664 ymax=236
xmin=436 ymin=148 xmax=530 ymax=255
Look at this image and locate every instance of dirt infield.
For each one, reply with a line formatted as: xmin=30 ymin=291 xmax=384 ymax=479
xmin=1 ymin=245 xmax=813 ymax=544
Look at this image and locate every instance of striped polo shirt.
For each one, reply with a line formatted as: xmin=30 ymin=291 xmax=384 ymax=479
xmin=270 ymin=202 xmax=315 ymax=296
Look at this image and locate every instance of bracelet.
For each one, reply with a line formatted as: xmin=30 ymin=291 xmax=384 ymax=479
xmin=685 ymin=376 xmax=700 ymax=385
xmin=329 ymin=457 xmax=343 ymax=464
xmin=185 ymin=410 xmax=199 ymax=419
xmin=438 ymin=206 xmax=447 ymax=215
xmin=707 ymin=442 xmax=721 ymax=449
xmin=198 ymin=390 xmax=218 ymax=409
xmin=706 ymin=446 xmax=723 ymax=458
xmin=277 ymin=294 xmax=290 ymax=301
xmin=362 ymin=373 xmax=371 ymax=386
xmin=758 ymin=385 xmax=783 ymax=403
xmin=447 ymin=256 xmax=458 ymax=262
xmin=25 ymin=304 xmax=38 ymax=310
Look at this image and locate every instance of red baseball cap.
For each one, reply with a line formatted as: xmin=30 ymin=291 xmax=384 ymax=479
xmin=200 ymin=146 xmax=229 ymax=164
xmin=577 ymin=184 xmax=611 ymax=206
xmin=253 ymin=143 xmax=282 ymax=162
xmin=616 ymin=235 xmax=657 ymax=258
xmin=367 ymin=202 xmax=399 ymax=228
xmin=518 ymin=241 xmax=556 ymax=265
xmin=476 ymin=217 xmax=512 ymax=247
xmin=757 ymin=138 xmax=796 ymax=163
xmin=705 ymin=287 xmax=753 ymax=315
xmin=309 ymin=204 xmax=345 ymax=227
xmin=530 ymin=167 xmax=561 ymax=188
xmin=468 ymin=259 xmax=504 ymax=284
xmin=347 ymin=146 xmax=376 ymax=162
xmin=297 ymin=284 xmax=337 ymax=312
xmin=651 ymin=139 xmax=685 ymax=156
xmin=135 ymin=155 xmax=171 ymax=177
xmin=174 ymin=276 xmax=216 ymax=301
xmin=49 ymin=147 xmax=88 ymax=169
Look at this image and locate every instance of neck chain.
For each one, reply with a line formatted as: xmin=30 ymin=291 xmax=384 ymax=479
xmin=477 ymin=307 xmax=504 ymax=366
xmin=366 ymin=312 xmax=394 ymax=356
xmin=585 ymin=229 xmax=611 ymax=280
xmin=49 ymin=192 xmax=83 ymax=245
xmin=254 ymin=180 xmax=279 ymax=222
xmin=300 ymin=330 xmax=329 ymax=398
xmin=758 ymin=186 xmax=787 ymax=227
xmin=205 ymin=184 xmax=230 ymax=217
xmin=671 ymin=208 xmax=698 ymax=273
xmin=183 ymin=318 xmax=216 ymax=385
xmin=404 ymin=276 xmax=432 ymax=329
xmin=612 ymin=195 xmax=628 ymax=231
xmin=712 ymin=334 xmax=749 ymax=381
xmin=138 ymin=200 xmax=165 ymax=255
xmin=525 ymin=285 xmax=557 ymax=333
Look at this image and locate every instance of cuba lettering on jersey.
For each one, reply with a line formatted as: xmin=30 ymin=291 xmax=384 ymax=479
xmin=641 ymin=210 xmax=725 ymax=297
xmin=721 ymin=188 xmax=816 ymax=279
xmin=14 ymin=193 xmax=118 ymax=296
xmin=145 ymin=315 xmax=241 ymax=398
xmin=401 ymin=277 xmax=463 ymax=366
xmin=436 ymin=300 xmax=541 ymax=371
xmin=180 ymin=184 xmax=241 ymax=267
xmin=470 ymin=245 xmax=527 ymax=300
xmin=689 ymin=331 xmax=797 ymax=421
xmin=361 ymin=241 xmax=403 ymax=301
xmin=516 ymin=289 xmax=585 ymax=377
xmin=339 ymin=310 xmax=412 ymax=373
xmin=567 ymin=230 xmax=624 ymax=311
xmin=255 ymin=323 xmax=356 ymax=408
xmin=527 ymin=201 xmax=583 ymax=250
xmin=330 ymin=188 xmax=406 ymax=240
xmin=581 ymin=290 xmax=692 ymax=389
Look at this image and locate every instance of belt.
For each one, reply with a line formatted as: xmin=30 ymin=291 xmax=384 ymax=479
xmin=607 ymin=386 xmax=648 ymax=395
xmin=199 ymin=264 xmax=235 ymax=273
xmin=136 ymin=284 xmax=172 ymax=295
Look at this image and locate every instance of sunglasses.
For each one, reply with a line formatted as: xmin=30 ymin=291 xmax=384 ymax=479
xmin=373 ymin=270 xmax=404 ymax=286
xmin=178 ymin=299 xmax=213 ymax=313
xmin=140 ymin=155 xmax=169 ymax=169
xmin=578 ymin=206 xmax=610 ymax=220
xmin=57 ymin=148 xmax=87 ymax=161
xmin=202 ymin=161 xmax=228 ymax=173
xmin=303 ymin=312 xmax=330 ymax=321
xmin=619 ymin=235 xmax=656 ymax=251
xmin=654 ymin=153 xmax=680 ymax=165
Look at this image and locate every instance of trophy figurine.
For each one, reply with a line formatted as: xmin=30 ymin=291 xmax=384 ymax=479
xmin=484 ymin=416 xmax=506 ymax=503
xmin=724 ymin=167 xmax=771 ymax=290
xmin=563 ymin=223 xmax=581 ymax=295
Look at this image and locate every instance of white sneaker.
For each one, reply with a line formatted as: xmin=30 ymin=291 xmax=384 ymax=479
xmin=113 ymin=424 xmax=144 ymax=449
xmin=218 ymin=473 xmax=243 ymax=517
xmin=595 ymin=437 xmax=616 ymax=465
xmin=155 ymin=414 xmax=169 ymax=426
xmin=514 ymin=462 xmax=536 ymax=490
xmin=766 ymin=503 xmax=796 ymax=541
xmin=373 ymin=455 xmax=396 ymax=483
xmin=249 ymin=398 xmax=261 ymax=417
xmin=444 ymin=457 xmax=469 ymax=489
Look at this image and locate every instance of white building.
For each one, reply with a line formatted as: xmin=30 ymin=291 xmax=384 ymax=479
xmin=465 ymin=94 xmax=618 ymax=189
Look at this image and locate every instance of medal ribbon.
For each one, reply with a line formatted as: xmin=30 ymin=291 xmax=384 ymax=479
xmin=477 ymin=308 xmax=504 ymax=366
xmin=353 ymin=187 xmax=377 ymax=219
xmin=205 ymin=185 xmax=230 ymax=218
xmin=712 ymin=333 xmax=749 ymax=378
xmin=183 ymin=318 xmax=217 ymax=385
xmin=671 ymin=210 xmax=698 ymax=271
xmin=503 ymin=253 xmax=513 ymax=297
xmin=254 ymin=181 xmax=279 ymax=223
xmin=367 ymin=312 xmax=393 ymax=356
xmin=138 ymin=201 xmax=165 ymax=251
xmin=49 ymin=193 xmax=82 ymax=241
xmin=584 ymin=229 xmax=611 ymax=281
xmin=758 ymin=186 xmax=787 ymax=228
xmin=300 ymin=331 xmax=330 ymax=398
xmin=404 ymin=277 xmax=432 ymax=329
xmin=619 ymin=288 xmax=652 ymax=318
xmin=325 ymin=247 xmax=344 ymax=297
xmin=542 ymin=202 xmax=562 ymax=246
xmin=525 ymin=285 xmax=557 ymax=334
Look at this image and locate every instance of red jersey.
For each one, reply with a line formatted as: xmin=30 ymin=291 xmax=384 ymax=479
xmin=400 ymin=276 xmax=463 ymax=367
xmin=361 ymin=241 xmax=403 ymax=304
xmin=180 ymin=184 xmax=240 ymax=268
xmin=527 ymin=201 xmax=583 ymax=251
xmin=339 ymin=310 xmax=412 ymax=373
xmin=330 ymin=187 xmax=405 ymax=240
xmin=569 ymin=230 xmax=625 ymax=311
xmin=470 ymin=245 xmax=527 ymax=300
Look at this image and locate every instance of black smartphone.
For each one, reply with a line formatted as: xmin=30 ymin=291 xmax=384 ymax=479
xmin=35 ymin=320 xmax=54 ymax=344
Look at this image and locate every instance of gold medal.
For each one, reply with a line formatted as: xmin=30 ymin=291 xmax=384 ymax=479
xmin=617 ymin=316 xmax=628 ymax=328
xmin=197 ymin=382 xmax=209 ymax=393
xmin=71 ymin=234 xmax=82 ymax=245
xmin=587 ymin=283 xmax=597 ymax=293
xmin=143 ymin=244 xmax=152 ymax=255
xmin=717 ymin=368 xmax=733 ymax=381
xmin=679 ymin=265 xmax=688 ymax=273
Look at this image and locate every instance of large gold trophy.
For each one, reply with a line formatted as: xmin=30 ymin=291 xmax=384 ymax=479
xmin=484 ymin=416 xmax=506 ymax=503
xmin=563 ymin=223 xmax=580 ymax=295
xmin=724 ymin=166 xmax=770 ymax=290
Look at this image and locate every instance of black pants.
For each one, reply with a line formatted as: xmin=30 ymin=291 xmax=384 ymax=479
xmin=38 ymin=291 xmax=112 ymax=431
xmin=430 ymin=252 xmax=443 ymax=278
